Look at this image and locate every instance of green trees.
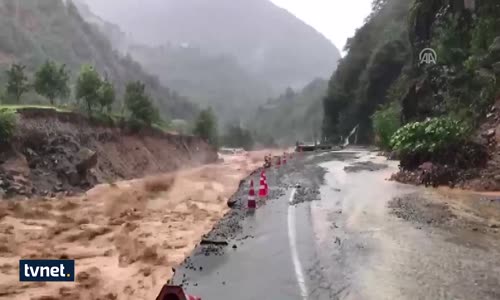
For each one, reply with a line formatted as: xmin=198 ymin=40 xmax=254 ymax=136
xmin=98 ymin=79 xmax=115 ymax=112
xmin=371 ymin=102 xmax=400 ymax=149
xmin=193 ymin=108 xmax=218 ymax=147
xmin=0 ymin=110 xmax=17 ymax=143
xmin=5 ymin=64 xmax=30 ymax=103
xmin=124 ymin=81 xmax=158 ymax=126
xmin=75 ymin=65 xmax=102 ymax=114
xmin=322 ymin=0 xmax=412 ymax=143
xmin=222 ymin=123 xmax=254 ymax=150
xmin=34 ymin=60 xmax=70 ymax=105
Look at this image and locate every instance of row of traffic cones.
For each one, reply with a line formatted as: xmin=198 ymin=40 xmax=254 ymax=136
xmin=249 ymin=150 xmax=304 ymax=209
xmin=247 ymin=170 xmax=268 ymax=209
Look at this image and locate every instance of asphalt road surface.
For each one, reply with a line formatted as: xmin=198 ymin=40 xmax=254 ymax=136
xmin=173 ymin=149 xmax=500 ymax=300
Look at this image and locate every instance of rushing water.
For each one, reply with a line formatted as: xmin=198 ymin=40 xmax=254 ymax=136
xmin=310 ymin=150 xmax=500 ymax=300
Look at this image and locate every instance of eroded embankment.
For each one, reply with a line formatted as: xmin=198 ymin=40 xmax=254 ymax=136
xmin=0 ymin=151 xmax=274 ymax=300
xmin=0 ymin=108 xmax=217 ymax=197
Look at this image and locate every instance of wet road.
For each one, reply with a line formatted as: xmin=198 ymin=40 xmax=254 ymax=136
xmin=174 ymin=149 xmax=500 ymax=300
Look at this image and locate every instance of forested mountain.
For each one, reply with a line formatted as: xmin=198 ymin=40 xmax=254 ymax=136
xmin=127 ymin=44 xmax=274 ymax=119
xmin=250 ymin=79 xmax=328 ymax=145
xmin=0 ymin=0 xmax=197 ymax=120
xmin=323 ymin=0 xmax=500 ymax=144
xmin=80 ymin=0 xmax=341 ymax=90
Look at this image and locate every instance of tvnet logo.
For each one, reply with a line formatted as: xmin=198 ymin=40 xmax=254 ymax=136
xmin=19 ymin=260 xmax=75 ymax=282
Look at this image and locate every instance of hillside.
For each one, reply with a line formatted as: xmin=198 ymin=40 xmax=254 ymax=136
xmin=250 ymin=79 xmax=328 ymax=146
xmin=322 ymin=0 xmax=500 ymax=188
xmin=124 ymin=44 xmax=274 ymax=121
xmin=0 ymin=0 xmax=197 ymax=121
xmin=80 ymin=0 xmax=341 ymax=90
xmin=323 ymin=0 xmax=500 ymax=144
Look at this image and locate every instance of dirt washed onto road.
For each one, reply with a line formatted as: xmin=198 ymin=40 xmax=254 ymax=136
xmin=0 ymin=150 xmax=279 ymax=300
xmin=389 ymin=188 xmax=500 ymax=234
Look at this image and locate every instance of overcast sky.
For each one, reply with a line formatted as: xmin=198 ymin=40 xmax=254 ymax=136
xmin=270 ymin=0 xmax=373 ymax=55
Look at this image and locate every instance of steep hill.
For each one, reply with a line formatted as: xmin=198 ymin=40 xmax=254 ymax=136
xmin=250 ymin=79 xmax=328 ymax=145
xmin=124 ymin=44 xmax=274 ymax=121
xmin=323 ymin=0 xmax=500 ymax=143
xmin=0 ymin=0 xmax=197 ymax=120
xmin=80 ymin=0 xmax=341 ymax=90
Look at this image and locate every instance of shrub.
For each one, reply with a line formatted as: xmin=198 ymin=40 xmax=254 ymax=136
xmin=390 ymin=117 xmax=468 ymax=154
xmin=0 ymin=110 xmax=17 ymax=143
xmin=371 ymin=102 xmax=400 ymax=149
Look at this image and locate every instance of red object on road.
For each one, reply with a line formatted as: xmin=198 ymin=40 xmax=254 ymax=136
xmin=276 ymin=157 xmax=281 ymax=167
xmin=156 ymin=285 xmax=202 ymax=300
xmin=261 ymin=170 xmax=269 ymax=193
xmin=283 ymin=153 xmax=287 ymax=164
xmin=248 ymin=180 xmax=256 ymax=209
xmin=258 ymin=177 xmax=268 ymax=197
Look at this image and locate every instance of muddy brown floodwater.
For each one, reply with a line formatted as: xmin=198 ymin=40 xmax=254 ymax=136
xmin=0 ymin=150 xmax=283 ymax=300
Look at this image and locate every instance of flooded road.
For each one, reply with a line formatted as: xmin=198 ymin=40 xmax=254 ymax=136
xmin=175 ymin=149 xmax=500 ymax=300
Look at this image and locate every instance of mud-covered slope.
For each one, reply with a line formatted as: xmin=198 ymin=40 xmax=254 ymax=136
xmin=0 ymin=109 xmax=217 ymax=198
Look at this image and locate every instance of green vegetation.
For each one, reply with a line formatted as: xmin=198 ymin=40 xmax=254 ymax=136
xmin=323 ymin=0 xmax=500 ymax=158
xmin=0 ymin=0 xmax=197 ymax=121
xmin=251 ymin=79 xmax=327 ymax=146
xmin=33 ymin=60 xmax=70 ymax=105
xmin=390 ymin=117 xmax=468 ymax=154
xmin=323 ymin=0 xmax=412 ymax=143
xmin=5 ymin=64 xmax=30 ymax=103
xmin=371 ymin=102 xmax=400 ymax=149
xmin=0 ymin=110 xmax=17 ymax=143
xmin=222 ymin=123 xmax=254 ymax=150
xmin=97 ymin=79 xmax=115 ymax=112
xmin=75 ymin=65 xmax=101 ymax=114
xmin=193 ymin=108 xmax=218 ymax=147
xmin=0 ymin=104 xmax=69 ymax=113
xmin=124 ymin=81 xmax=159 ymax=127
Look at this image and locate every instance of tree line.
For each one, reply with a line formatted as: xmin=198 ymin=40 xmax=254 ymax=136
xmin=2 ymin=61 xmax=159 ymax=126
xmin=2 ymin=61 xmax=262 ymax=150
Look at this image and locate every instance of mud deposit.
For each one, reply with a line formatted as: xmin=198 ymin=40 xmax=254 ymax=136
xmin=343 ymin=161 xmax=388 ymax=172
xmin=389 ymin=191 xmax=500 ymax=234
xmin=0 ymin=108 xmax=217 ymax=198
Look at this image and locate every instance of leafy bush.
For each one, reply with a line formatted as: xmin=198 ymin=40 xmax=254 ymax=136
xmin=390 ymin=117 xmax=468 ymax=154
xmin=371 ymin=102 xmax=400 ymax=149
xmin=0 ymin=110 xmax=17 ymax=143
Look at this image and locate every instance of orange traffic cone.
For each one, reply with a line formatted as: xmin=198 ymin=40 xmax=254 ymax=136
xmin=248 ymin=180 xmax=256 ymax=209
xmin=263 ymin=174 xmax=269 ymax=195
xmin=258 ymin=176 xmax=267 ymax=198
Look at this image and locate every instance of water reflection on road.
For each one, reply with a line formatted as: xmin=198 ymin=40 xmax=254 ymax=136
xmin=310 ymin=150 xmax=500 ymax=300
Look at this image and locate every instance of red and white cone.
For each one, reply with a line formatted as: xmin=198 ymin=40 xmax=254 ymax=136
xmin=258 ymin=177 xmax=268 ymax=198
xmin=261 ymin=170 xmax=269 ymax=193
xmin=248 ymin=180 xmax=256 ymax=209
xmin=283 ymin=153 xmax=287 ymax=165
